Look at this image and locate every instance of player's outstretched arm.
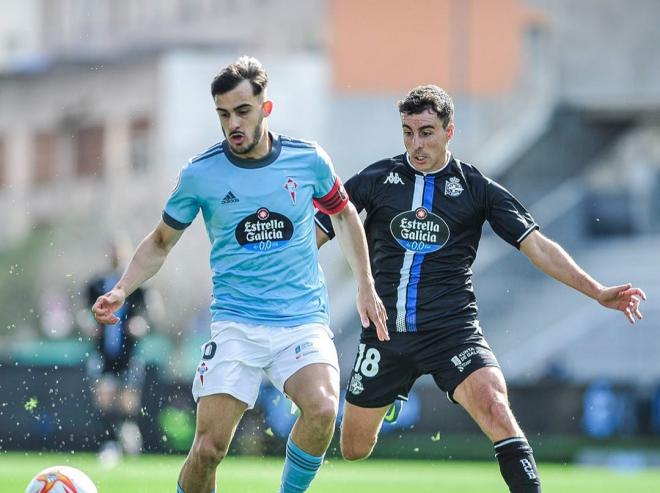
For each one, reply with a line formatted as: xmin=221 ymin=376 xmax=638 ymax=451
xmin=92 ymin=220 xmax=184 ymax=324
xmin=520 ymin=230 xmax=646 ymax=324
xmin=330 ymin=202 xmax=389 ymax=341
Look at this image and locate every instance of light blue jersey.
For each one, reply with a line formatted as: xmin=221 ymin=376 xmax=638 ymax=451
xmin=163 ymin=133 xmax=347 ymax=326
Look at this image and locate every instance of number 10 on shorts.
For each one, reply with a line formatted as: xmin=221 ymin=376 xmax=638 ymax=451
xmin=354 ymin=343 xmax=381 ymax=377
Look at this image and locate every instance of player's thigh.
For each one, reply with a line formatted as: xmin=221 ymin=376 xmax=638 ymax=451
xmin=194 ymin=393 xmax=248 ymax=446
xmin=453 ymin=366 xmax=508 ymax=408
xmin=346 ymin=331 xmax=418 ymax=408
xmin=193 ymin=322 xmax=268 ymax=409
xmin=269 ymin=323 xmax=340 ymax=405
xmin=427 ymin=336 xmax=500 ymax=403
xmin=340 ymin=401 xmax=390 ymax=445
xmin=452 ymin=366 xmax=520 ymax=437
xmin=284 ymin=362 xmax=340 ymax=413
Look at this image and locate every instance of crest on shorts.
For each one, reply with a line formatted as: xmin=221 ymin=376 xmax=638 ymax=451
xmin=444 ymin=176 xmax=463 ymax=197
xmin=197 ymin=362 xmax=208 ymax=385
xmin=349 ymin=373 xmax=364 ymax=395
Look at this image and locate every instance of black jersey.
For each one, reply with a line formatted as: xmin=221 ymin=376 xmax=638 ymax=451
xmin=316 ymin=154 xmax=538 ymax=334
xmin=87 ymin=273 xmax=146 ymax=371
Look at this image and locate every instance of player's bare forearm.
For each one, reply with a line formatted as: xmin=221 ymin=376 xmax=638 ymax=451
xmin=330 ymin=203 xmax=373 ymax=284
xmin=115 ymin=221 xmax=183 ymax=297
xmin=520 ymin=230 xmax=603 ymax=299
xmin=330 ymin=204 xmax=389 ymax=339
xmin=94 ymin=221 xmax=183 ymax=324
xmin=520 ymin=230 xmax=646 ymax=323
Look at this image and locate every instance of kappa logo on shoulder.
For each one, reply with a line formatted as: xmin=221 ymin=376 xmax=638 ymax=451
xmin=383 ymin=172 xmax=404 ymax=185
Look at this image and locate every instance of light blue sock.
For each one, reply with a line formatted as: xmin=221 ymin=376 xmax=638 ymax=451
xmin=279 ymin=437 xmax=324 ymax=493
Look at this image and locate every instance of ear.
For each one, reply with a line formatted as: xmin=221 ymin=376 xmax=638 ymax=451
xmin=446 ymin=122 xmax=455 ymax=140
xmin=262 ymin=100 xmax=273 ymax=117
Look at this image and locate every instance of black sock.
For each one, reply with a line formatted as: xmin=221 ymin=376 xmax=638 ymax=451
xmin=100 ymin=410 xmax=121 ymax=444
xmin=494 ymin=437 xmax=541 ymax=492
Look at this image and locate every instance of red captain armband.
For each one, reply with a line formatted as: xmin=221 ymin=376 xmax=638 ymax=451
xmin=313 ymin=177 xmax=350 ymax=215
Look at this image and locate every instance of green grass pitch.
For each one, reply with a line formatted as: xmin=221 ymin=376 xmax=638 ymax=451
xmin=3 ymin=452 xmax=660 ymax=492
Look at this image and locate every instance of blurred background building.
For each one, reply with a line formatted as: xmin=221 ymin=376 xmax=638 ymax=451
xmin=1 ymin=0 xmax=659 ymax=463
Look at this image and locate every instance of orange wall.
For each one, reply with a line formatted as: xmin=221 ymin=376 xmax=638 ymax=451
xmin=330 ymin=0 xmax=536 ymax=95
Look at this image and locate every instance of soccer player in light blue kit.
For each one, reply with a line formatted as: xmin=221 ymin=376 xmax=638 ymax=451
xmin=92 ymin=56 xmax=388 ymax=493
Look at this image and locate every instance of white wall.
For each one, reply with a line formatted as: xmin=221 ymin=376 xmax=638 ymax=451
xmin=0 ymin=0 xmax=41 ymax=70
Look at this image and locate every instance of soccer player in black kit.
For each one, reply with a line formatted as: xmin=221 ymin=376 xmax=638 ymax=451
xmin=86 ymin=237 xmax=149 ymax=456
xmin=315 ymin=85 xmax=647 ymax=492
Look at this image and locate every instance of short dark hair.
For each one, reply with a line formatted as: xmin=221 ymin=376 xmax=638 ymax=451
xmin=398 ymin=85 xmax=454 ymax=128
xmin=211 ymin=56 xmax=268 ymax=97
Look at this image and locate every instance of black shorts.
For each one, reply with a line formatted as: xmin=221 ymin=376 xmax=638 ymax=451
xmin=87 ymin=351 xmax=146 ymax=390
xmin=345 ymin=327 xmax=499 ymax=408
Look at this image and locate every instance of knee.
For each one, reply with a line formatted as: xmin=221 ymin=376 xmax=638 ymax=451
xmin=190 ymin=433 xmax=228 ymax=469
xmin=485 ymin=394 xmax=514 ymax=427
xmin=303 ymin=396 xmax=338 ymax=429
xmin=341 ymin=435 xmax=375 ymax=461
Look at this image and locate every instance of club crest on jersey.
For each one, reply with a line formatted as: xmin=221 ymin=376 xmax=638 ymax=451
xmin=284 ymin=177 xmax=298 ymax=205
xmin=236 ymin=208 xmax=294 ymax=252
xmin=390 ymin=207 xmax=450 ymax=253
xmin=445 ymin=176 xmax=464 ymax=197
xmin=198 ymin=362 xmax=208 ymax=385
xmin=338 ymin=182 xmax=348 ymax=201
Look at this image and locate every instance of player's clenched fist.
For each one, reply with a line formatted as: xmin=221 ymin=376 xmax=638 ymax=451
xmin=92 ymin=288 xmax=126 ymax=325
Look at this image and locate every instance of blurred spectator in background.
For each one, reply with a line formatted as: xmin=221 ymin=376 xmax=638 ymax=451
xmin=39 ymin=286 xmax=74 ymax=339
xmin=85 ymin=232 xmax=150 ymax=461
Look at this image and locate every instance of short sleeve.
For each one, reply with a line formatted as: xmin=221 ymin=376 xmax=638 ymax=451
xmin=162 ymin=164 xmax=200 ymax=230
xmin=311 ymin=144 xmax=349 ymax=215
xmin=485 ymin=178 xmax=539 ymax=248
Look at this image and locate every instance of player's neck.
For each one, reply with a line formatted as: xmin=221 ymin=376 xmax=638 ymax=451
xmin=251 ymin=129 xmax=272 ymax=159
xmin=407 ymin=150 xmax=451 ymax=175
xmin=231 ymin=129 xmax=271 ymax=161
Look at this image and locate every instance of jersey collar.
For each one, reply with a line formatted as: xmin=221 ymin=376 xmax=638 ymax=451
xmin=404 ymin=152 xmax=455 ymax=176
xmin=222 ymin=132 xmax=282 ymax=169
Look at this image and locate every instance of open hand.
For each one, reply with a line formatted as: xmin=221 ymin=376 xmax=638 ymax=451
xmin=357 ymin=281 xmax=389 ymax=341
xmin=597 ymin=283 xmax=647 ymax=324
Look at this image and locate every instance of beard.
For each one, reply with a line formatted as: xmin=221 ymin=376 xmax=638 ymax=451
xmin=226 ymin=117 xmax=265 ymax=156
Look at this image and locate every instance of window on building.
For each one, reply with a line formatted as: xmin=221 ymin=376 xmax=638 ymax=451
xmin=130 ymin=118 xmax=151 ymax=174
xmin=33 ymin=131 xmax=58 ymax=184
xmin=75 ymin=125 xmax=104 ymax=177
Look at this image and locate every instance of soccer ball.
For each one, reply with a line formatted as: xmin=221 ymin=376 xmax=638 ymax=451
xmin=25 ymin=466 xmax=98 ymax=493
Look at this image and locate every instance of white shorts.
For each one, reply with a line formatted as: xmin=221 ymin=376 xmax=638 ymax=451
xmin=191 ymin=320 xmax=339 ymax=409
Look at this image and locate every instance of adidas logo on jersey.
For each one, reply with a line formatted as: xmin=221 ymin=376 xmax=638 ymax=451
xmin=221 ymin=191 xmax=239 ymax=204
xmin=383 ymin=172 xmax=404 ymax=185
